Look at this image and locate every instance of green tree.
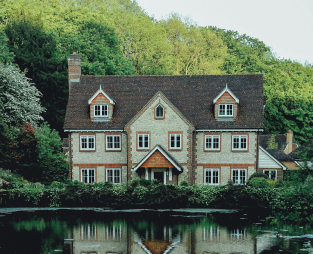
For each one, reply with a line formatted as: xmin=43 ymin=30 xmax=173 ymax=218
xmin=267 ymin=134 xmax=278 ymax=149
xmin=0 ymin=29 xmax=14 ymax=63
xmin=4 ymin=14 xmax=68 ymax=134
xmin=35 ymin=123 xmax=68 ymax=184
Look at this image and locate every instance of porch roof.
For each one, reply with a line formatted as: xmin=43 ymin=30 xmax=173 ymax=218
xmin=133 ymin=145 xmax=183 ymax=172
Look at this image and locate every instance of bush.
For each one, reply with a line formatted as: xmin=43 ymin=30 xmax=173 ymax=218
xmin=248 ymin=177 xmax=269 ymax=188
xmin=180 ymin=180 xmax=188 ymax=186
xmin=249 ymin=172 xmax=269 ymax=181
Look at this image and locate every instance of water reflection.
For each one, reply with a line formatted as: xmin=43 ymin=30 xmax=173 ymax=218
xmin=0 ymin=210 xmax=312 ymax=254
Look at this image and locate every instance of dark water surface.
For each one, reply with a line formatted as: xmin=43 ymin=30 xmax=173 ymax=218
xmin=0 ymin=208 xmax=313 ymax=254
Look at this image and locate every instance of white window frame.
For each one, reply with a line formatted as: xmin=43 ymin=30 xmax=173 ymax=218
xmin=81 ymin=223 xmax=97 ymax=240
xmin=263 ymin=169 xmax=277 ymax=180
xmin=106 ymin=135 xmax=121 ymax=151
xmin=218 ymin=103 xmax=233 ymax=117
xmin=205 ymin=135 xmax=220 ymax=151
xmin=155 ymin=104 xmax=164 ymax=118
xmin=170 ymin=133 xmax=182 ymax=149
xmin=205 ymin=168 xmax=219 ymax=185
xmin=81 ymin=168 xmax=95 ymax=183
xmin=137 ymin=133 xmax=149 ymax=150
xmin=232 ymin=135 xmax=248 ymax=151
xmin=231 ymin=168 xmax=247 ymax=185
xmin=94 ymin=104 xmax=108 ymax=117
xmin=80 ymin=135 xmax=95 ymax=150
xmin=106 ymin=168 xmax=121 ymax=184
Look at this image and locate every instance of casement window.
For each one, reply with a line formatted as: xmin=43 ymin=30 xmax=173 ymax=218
xmin=263 ymin=169 xmax=277 ymax=180
xmin=106 ymin=135 xmax=121 ymax=150
xmin=81 ymin=223 xmax=97 ymax=240
xmin=205 ymin=168 xmax=219 ymax=185
xmin=232 ymin=135 xmax=248 ymax=151
xmin=218 ymin=104 xmax=233 ymax=116
xmin=106 ymin=168 xmax=121 ymax=184
xmin=80 ymin=135 xmax=95 ymax=150
xmin=232 ymin=169 xmax=247 ymax=185
xmin=155 ymin=104 xmax=164 ymax=118
xmin=170 ymin=133 xmax=182 ymax=149
xmin=138 ymin=133 xmax=149 ymax=150
xmin=205 ymin=135 xmax=220 ymax=151
xmin=94 ymin=104 xmax=108 ymax=117
xmin=81 ymin=168 xmax=95 ymax=183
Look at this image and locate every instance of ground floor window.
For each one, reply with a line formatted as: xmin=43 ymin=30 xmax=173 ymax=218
xmin=106 ymin=168 xmax=121 ymax=184
xmin=81 ymin=168 xmax=95 ymax=183
xmin=263 ymin=169 xmax=277 ymax=180
xmin=232 ymin=169 xmax=246 ymax=185
xmin=205 ymin=168 xmax=219 ymax=185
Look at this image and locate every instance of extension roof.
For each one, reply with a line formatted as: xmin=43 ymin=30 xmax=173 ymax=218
xmin=266 ymin=149 xmax=294 ymax=161
xmin=289 ymin=139 xmax=313 ymax=160
xmin=259 ymin=134 xmax=288 ymax=151
xmin=64 ymin=75 xmax=264 ymax=131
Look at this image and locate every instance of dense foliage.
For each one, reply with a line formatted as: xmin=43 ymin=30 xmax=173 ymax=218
xmin=1 ymin=176 xmax=312 ymax=223
xmin=0 ymin=0 xmax=312 ymax=142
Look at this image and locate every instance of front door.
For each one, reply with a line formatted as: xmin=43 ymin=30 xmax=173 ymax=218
xmin=153 ymin=172 xmax=164 ymax=184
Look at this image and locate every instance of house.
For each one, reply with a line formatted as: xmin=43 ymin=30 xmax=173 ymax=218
xmin=64 ymin=53 xmax=264 ymax=185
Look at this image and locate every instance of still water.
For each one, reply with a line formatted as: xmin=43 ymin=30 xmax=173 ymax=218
xmin=0 ymin=208 xmax=313 ymax=254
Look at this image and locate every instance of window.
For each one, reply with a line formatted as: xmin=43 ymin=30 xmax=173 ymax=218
xmin=80 ymin=135 xmax=95 ymax=150
xmin=138 ymin=133 xmax=149 ymax=150
xmin=81 ymin=168 xmax=95 ymax=183
xmin=170 ymin=133 xmax=182 ymax=149
xmin=263 ymin=170 xmax=277 ymax=180
xmin=94 ymin=104 xmax=108 ymax=117
xmin=106 ymin=168 xmax=121 ymax=184
xmin=155 ymin=104 xmax=164 ymax=118
xmin=232 ymin=169 xmax=246 ymax=185
xmin=205 ymin=168 xmax=219 ymax=185
xmin=232 ymin=135 xmax=248 ymax=151
xmin=106 ymin=135 xmax=121 ymax=150
xmin=205 ymin=135 xmax=220 ymax=151
xmin=81 ymin=223 xmax=97 ymax=240
xmin=218 ymin=104 xmax=233 ymax=116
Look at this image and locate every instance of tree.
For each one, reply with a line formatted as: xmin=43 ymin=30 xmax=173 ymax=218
xmin=0 ymin=63 xmax=44 ymax=127
xmin=35 ymin=123 xmax=68 ymax=184
xmin=0 ymin=29 xmax=14 ymax=63
xmin=267 ymin=134 xmax=278 ymax=149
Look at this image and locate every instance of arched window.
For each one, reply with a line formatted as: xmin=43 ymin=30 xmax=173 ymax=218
xmin=155 ymin=104 xmax=164 ymax=118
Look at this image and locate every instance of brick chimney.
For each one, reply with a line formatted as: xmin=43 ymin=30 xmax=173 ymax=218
xmin=285 ymin=130 xmax=293 ymax=154
xmin=68 ymin=52 xmax=81 ymax=89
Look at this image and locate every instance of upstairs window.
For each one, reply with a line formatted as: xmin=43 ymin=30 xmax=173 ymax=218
xmin=155 ymin=104 xmax=164 ymax=118
xmin=219 ymin=104 xmax=233 ymax=116
xmin=170 ymin=133 xmax=182 ymax=149
xmin=138 ymin=133 xmax=149 ymax=150
xmin=232 ymin=135 xmax=248 ymax=151
xmin=205 ymin=135 xmax=220 ymax=151
xmin=106 ymin=135 xmax=121 ymax=151
xmin=94 ymin=104 xmax=108 ymax=117
xmin=80 ymin=135 xmax=95 ymax=150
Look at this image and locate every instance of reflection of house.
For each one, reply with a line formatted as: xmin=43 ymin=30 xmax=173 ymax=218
xmin=64 ymin=53 xmax=264 ymax=186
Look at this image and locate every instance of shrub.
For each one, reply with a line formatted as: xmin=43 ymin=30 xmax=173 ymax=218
xmin=180 ymin=180 xmax=188 ymax=186
xmin=248 ymin=177 xmax=269 ymax=188
xmin=249 ymin=172 xmax=268 ymax=181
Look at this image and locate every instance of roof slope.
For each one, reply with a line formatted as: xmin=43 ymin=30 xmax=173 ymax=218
xmin=259 ymin=134 xmax=288 ymax=150
xmin=64 ymin=75 xmax=264 ymax=130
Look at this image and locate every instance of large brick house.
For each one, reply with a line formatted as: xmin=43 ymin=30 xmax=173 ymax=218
xmin=64 ymin=53 xmax=264 ymax=185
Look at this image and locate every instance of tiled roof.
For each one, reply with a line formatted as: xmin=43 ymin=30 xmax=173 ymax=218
xmin=266 ymin=149 xmax=294 ymax=161
xmin=64 ymin=75 xmax=264 ymax=131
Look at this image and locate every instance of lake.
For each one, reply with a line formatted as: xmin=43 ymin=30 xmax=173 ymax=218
xmin=0 ymin=208 xmax=312 ymax=253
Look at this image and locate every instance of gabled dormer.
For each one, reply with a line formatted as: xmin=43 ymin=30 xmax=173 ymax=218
xmin=88 ymin=85 xmax=115 ymax=121
xmin=213 ymin=84 xmax=239 ymax=121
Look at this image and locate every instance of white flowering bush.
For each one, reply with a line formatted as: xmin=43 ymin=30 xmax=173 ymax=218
xmin=0 ymin=63 xmax=45 ymax=127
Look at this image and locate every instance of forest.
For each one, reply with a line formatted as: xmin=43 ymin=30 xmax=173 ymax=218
xmin=0 ymin=0 xmax=313 ymax=182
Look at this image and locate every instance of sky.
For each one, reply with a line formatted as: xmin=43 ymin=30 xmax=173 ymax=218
xmin=135 ymin=0 xmax=313 ymax=65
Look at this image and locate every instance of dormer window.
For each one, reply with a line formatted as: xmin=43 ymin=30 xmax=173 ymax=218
xmin=94 ymin=105 xmax=108 ymax=117
xmin=218 ymin=104 xmax=233 ymax=117
xmin=155 ymin=104 xmax=164 ymax=118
